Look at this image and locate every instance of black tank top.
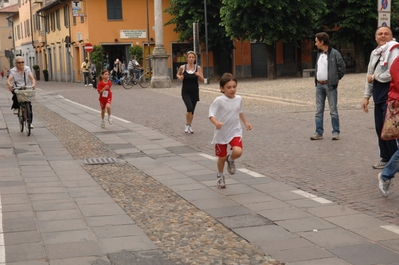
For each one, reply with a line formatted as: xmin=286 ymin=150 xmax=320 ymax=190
xmin=182 ymin=64 xmax=199 ymax=93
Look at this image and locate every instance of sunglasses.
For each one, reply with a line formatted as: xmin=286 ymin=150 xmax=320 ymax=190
xmin=17 ymin=61 xmax=24 ymax=64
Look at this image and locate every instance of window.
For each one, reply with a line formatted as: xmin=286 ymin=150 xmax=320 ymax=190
xmin=64 ymin=6 xmax=69 ymax=28
xmin=27 ymin=19 xmax=30 ymax=36
xmin=73 ymin=15 xmax=76 ymax=26
xmin=46 ymin=15 xmax=50 ymax=33
xmin=56 ymin=9 xmax=60 ymax=30
xmin=17 ymin=24 xmax=20 ymax=39
xmin=283 ymin=42 xmax=296 ymax=63
xmin=51 ymin=12 xmax=55 ymax=32
xmin=80 ymin=14 xmax=84 ymax=23
xmin=107 ymin=0 xmax=122 ymax=20
xmin=35 ymin=14 xmax=41 ymax=31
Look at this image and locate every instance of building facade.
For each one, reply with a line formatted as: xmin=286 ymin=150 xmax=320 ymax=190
xmin=5 ymin=0 xmax=326 ymax=82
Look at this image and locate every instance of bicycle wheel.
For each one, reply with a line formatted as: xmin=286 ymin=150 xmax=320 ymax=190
xmin=139 ymin=74 xmax=150 ymax=88
xmin=122 ymin=77 xmax=134 ymax=89
xmin=25 ymin=103 xmax=31 ymax=136
xmin=18 ymin=107 xmax=24 ymax=132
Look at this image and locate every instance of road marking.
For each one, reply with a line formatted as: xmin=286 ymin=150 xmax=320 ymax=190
xmin=200 ymin=87 xmax=313 ymax=106
xmin=292 ymin=190 xmax=333 ymax=204
xmin=198 ymin=154 xmax=265 ymax=177
xmin=0 ymin=196 xmax=5 ymax=264
xmin=381 ymin=225 xmax=399 ymax=235
xmin=199 ymin=153 xmax=217 ymax=161
xmin=237 ymin=168 xmax=265 ymax=178
xmin=59 ymin=96 xmax=131 ymax=123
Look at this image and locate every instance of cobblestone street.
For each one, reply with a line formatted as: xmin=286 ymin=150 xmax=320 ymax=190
xmin=54 ymin=73 xmax=399 ymax=225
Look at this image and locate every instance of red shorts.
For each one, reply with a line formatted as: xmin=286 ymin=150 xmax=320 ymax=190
xmin=99 ymin=97 xmax=112 ymax=110
xmin=215 ymin=137 xmax=243 ymax=157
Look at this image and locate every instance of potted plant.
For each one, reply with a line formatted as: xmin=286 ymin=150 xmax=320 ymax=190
xmin=32 ymin=65 xmax=40 ymax=80
xmin=42 ymin=69 xmax=49 ymax=81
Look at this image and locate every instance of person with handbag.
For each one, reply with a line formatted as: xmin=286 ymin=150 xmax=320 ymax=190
xmin=378 ymin=56 xmax=399 ymax=197
xmin=310 ymin=32 xmax=346 ymax=141
xmin=362 ymin=26 xmax=399 ymax=169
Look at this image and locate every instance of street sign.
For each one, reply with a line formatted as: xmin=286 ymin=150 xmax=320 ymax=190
xmin=378 ymin=11 xmax=391 ymax=27
xmin=84 ymin=43 xmax=93 ymax=53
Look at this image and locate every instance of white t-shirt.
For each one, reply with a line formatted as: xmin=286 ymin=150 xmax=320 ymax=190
xmin=209 ymin=94 xmax=243 ymax=144
xmin=316 ymin=53 xmax=328 ymax=81
xmin=10 ymin=66 xmax=33 ymax=87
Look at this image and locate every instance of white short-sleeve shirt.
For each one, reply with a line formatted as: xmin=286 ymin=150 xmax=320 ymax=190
xmin=209 ymin=94 xmax=243 ymax=145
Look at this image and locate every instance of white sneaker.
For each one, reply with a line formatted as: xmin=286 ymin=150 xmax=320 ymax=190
xmin=188 ymin=125 xmax=194 ymax=134
xmin=13 ymin=109 xmax=18 ymax=115
xmin=30 ymin=124 xmax=33 ymax=129
xmin=85 ymin=84 xmax=87 ymax=87
xmin=378 ymin=173 xmax=391 ymax=197
xmin=184 ymin=124 xmax=190 ymax=133
xmin=101 ymin=121 xmax=105 ymax=128
xmin=226 ymin=154 xmax=236 ymax=174
xmin=217 ymin=173 xmax=226 ymax=189
xmin=108 ymin=118 xmax=113 ymax=125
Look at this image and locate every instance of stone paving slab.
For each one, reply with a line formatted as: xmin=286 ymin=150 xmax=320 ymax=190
xmin=5 ymin=80 xmax=399 ymax=264
xmin=328 ymin=243 xmax=399 ymax=265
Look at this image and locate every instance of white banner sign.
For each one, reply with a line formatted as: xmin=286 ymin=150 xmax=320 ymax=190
xmin=120 ymin=30 xmax=146 ymax=39
xmin=378 ymin=11 xmax=391 ymax=27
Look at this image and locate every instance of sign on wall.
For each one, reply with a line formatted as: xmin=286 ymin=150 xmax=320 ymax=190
xmin=120 ymin=30 xmax=147 ymax=39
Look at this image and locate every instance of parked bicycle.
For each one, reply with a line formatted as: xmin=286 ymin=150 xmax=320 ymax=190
xmin=14 ymin=86 xmax=35 ymax=136
xmin=122 ymin=68 xmax=151 ymax=89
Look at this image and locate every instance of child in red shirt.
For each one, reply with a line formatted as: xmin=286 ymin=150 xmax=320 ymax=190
xmin=97 ymin=70 xmax=113 ymax=128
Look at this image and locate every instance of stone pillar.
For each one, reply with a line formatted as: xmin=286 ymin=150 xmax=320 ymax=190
xmin=151 ymin=0 xmax=171 ymax=88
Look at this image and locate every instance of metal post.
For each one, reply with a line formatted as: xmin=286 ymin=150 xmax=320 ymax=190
xmin=204 ymin=0 xmax=209 ymax=84
xmin=146 ymin=0 xmax=151 ymax=72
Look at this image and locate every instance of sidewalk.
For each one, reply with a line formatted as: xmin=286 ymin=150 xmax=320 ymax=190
xmin=1 ymin=79 xmax=399 ymax=264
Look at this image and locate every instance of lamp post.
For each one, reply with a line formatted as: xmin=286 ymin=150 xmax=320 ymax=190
xmin=204 ymin=0 xmax=209 ymax=84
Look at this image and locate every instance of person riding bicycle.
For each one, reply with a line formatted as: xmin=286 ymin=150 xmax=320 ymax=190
xmin=127 ymin=55 xmax=141 ymax=80
xmin=7 ymin=56 xmax=36 ymax=128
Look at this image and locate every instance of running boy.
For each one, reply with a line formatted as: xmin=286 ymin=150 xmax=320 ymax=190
xmin=97 ymin=70 xmax=113 ymax=128
xmin=209 ymin=73 xmax=252 ymax=188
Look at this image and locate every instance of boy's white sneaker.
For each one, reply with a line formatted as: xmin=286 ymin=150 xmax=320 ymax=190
xmin=217 ymin=173 xmax=226 ymax=189
xmin=226 ymin=154 xmax=236 ymax=174
xmin=101 ymin=121 xmax=105 ymax=128
xmin=108 ymin=118 xmax=113 ymax=125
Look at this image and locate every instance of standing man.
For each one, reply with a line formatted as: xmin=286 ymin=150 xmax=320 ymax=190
xmin=310 ymin=32 xmax=346 ymax=141
xmin=81 ymin=58 xmax=90 ymax=86
xmin=362 ymin=26 xmax=399 ymax=169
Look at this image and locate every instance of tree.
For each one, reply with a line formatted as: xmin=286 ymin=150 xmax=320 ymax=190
xmin=165 ymin=0 xmax=234 ymax=76
xmin=220 ymin=0 xmax=325 ymax=79
xmin=320 ymin=0 xmax=378 ymax=73
xmin=90 ymin=45 xmax=105 ymax=76
xmin=129 ymin=45 xmax=143 ymax=64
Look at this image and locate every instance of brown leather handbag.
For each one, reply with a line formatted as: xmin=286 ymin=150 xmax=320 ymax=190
xmin=381 ymin=100 xmax=399 ymax=140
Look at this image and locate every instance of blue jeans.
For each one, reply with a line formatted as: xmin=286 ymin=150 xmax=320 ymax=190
xmin=381 ymin=139 xmax=399 ymax=180
xmin=314 ymin=84 xmax=340 ymax=135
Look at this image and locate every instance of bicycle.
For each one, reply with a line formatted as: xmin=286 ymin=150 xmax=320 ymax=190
xmin=138 ymin=68 xmax=152 ymax=88
xmin=123 ymin=68 xmax=152 ymax=88
xmin=14 ymin=86 xmax=35 ymax=136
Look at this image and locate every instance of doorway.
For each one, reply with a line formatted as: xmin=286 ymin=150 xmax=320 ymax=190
xmin=102 ymin=44 xmax=130 ymax=71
